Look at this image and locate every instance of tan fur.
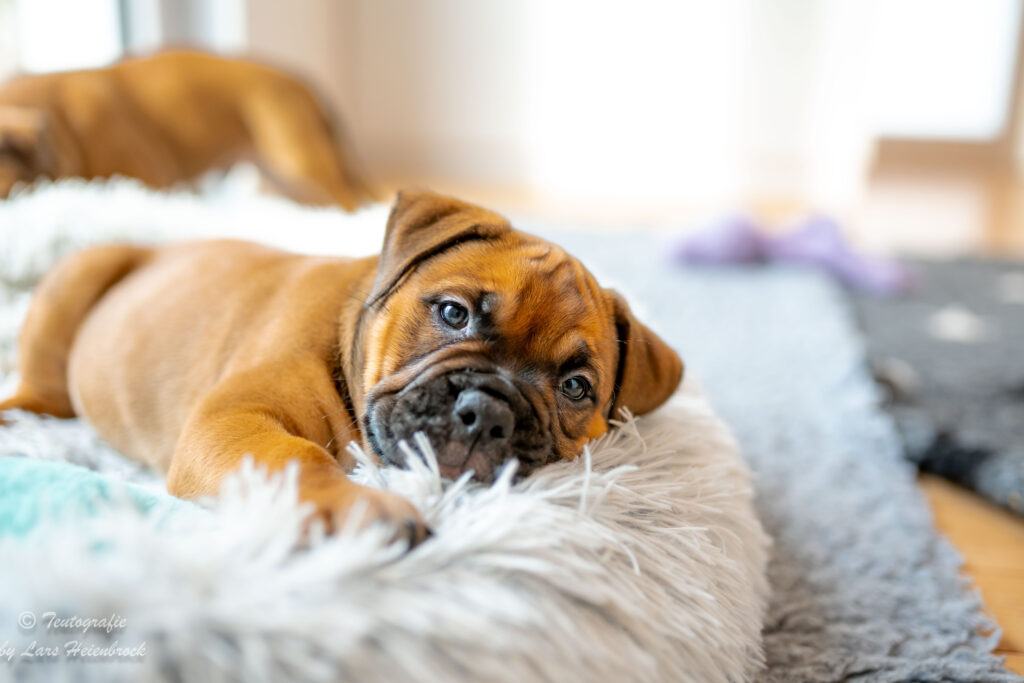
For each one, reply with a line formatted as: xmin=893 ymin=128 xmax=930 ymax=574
xmin=0 ymin=191 xmax=683 ymax=543
xmin=0 ymin=49 xmax=376 ymax=209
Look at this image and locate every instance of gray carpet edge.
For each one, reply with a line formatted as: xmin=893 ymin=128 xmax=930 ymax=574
xmin=769 ymin=280 xmax=1013 ymax=682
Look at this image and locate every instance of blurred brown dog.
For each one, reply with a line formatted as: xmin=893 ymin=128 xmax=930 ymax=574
xmin=0 ymin=49 xmax=376 ymax=209
xmin=0 ymin=191 xmax=683 ymax=544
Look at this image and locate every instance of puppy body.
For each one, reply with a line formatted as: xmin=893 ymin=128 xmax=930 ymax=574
xmin=0 ymin=50 xmax=375 ymax=209
xmin=1 ymin=192 xmax=683 ymax=542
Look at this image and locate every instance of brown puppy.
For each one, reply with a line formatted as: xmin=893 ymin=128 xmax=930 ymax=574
xmin=0 ymin=191 xmax=683 ymax=543
xmin=0 ymin=49 xmax=375 ymax=209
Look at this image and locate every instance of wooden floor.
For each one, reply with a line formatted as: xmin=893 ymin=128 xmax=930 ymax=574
xmin=921 ymin=476 xmax=1024 ymax=674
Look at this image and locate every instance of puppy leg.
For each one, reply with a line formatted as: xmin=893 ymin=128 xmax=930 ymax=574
xmin=1 ymin=245 xmax=151 ymax=421
xmin=168 ymin=386 xmax=427 ymax=544
xmin=242 ymin=81 xmax=378 ymax=211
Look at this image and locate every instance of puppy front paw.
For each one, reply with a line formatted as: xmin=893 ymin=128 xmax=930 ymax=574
xmin=304 ymin=481 xmax=429 ymax=547
xmin=345 ymin=487 xmax=430 ymax=547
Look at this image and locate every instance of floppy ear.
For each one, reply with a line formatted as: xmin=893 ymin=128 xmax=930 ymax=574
xmin=0 ymin=131 xmax=34 ymax=168
xmin=0 ymin=108 xmax=42 ymax=170
xmin=367 ymin=189 xmax=511 ymax=305
xmin=0 ymin=106 xmax=67 ymax=178
xmin=607 ymin=291 xmax=684 ymax=418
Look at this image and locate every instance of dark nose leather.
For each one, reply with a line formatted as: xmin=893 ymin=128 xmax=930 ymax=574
xmin=452 ymin=389 xmax=514 ymax=446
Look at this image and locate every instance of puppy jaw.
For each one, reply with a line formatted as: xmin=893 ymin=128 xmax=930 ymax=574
xmin=362 ymin=350 xmax=555 ymax=482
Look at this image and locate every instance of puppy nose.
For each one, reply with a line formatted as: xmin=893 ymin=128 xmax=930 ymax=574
xmin=453 ymin=389 xmax=514 ymax=445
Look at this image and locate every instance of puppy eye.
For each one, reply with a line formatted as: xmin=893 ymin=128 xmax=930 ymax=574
xmin=439 ymin=301 xmax=469 ymax=329
xmin=560 ymin=376 xmax=590 ymax=400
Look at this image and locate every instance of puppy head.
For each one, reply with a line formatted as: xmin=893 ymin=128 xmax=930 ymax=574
xmin=0 ymin=107 xmax=61 ymax=198
xmin=357 ymin=190 xmax=683 ymax=481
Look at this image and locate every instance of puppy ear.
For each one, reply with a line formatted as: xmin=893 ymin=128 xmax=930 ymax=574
xmin=0 ymin=131 xmax=34 ymax=168
xmin=368 ymin=189 xmax=511 ymax=305
xmin=0 ymin=107 xmax=60 ymax=177
xmin=607 ymin=291 xmax=684 ymax=418
xmin=0 ymin=108 xmax=39 ymax=166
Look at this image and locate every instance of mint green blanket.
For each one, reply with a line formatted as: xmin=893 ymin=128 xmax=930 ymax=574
xmin=0 ymin=456 xmax=192 ymax=537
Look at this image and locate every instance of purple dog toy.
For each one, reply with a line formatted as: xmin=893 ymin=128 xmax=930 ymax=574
xmin=673 ymin=215 xmax=913 ymax=295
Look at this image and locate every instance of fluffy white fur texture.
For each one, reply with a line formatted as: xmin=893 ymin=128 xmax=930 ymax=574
xmin=0 ymin=179 xmax=770 ymax=682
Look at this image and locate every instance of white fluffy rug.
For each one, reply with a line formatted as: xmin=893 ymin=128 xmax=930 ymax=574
xmin=0 ymin=179 xmax=770 ymax=683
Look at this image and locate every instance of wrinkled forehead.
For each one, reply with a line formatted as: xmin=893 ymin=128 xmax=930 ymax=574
xmin=415 ymin=235 xmax=613 ymax=361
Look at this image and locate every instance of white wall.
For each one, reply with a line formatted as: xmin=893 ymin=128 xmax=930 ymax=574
xmin=344 ymin=0 xmax=529 ymax=189
xmin=519 ymin=1 xmax=748 ymax=207
xmin=332 ymin=0 xmax=878 ymax=213
xmin=868 ymin=0 xmax=1022 ymax=141
xmin=243 ymin=0 xmax=353 ymax=109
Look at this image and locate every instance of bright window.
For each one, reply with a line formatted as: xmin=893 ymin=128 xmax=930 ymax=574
xmin=14 ymin=0 xmax=122 ymax=73
xmin=869 ymin=0 xmax=1022 ymax=140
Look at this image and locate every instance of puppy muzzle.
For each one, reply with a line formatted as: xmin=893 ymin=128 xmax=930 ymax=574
xmin=366 ymin=369 xmax=553 ymax=482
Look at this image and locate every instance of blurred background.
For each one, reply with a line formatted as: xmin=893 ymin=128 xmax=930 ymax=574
xmin=1 ymin=0 xmax=1022 ymax=254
